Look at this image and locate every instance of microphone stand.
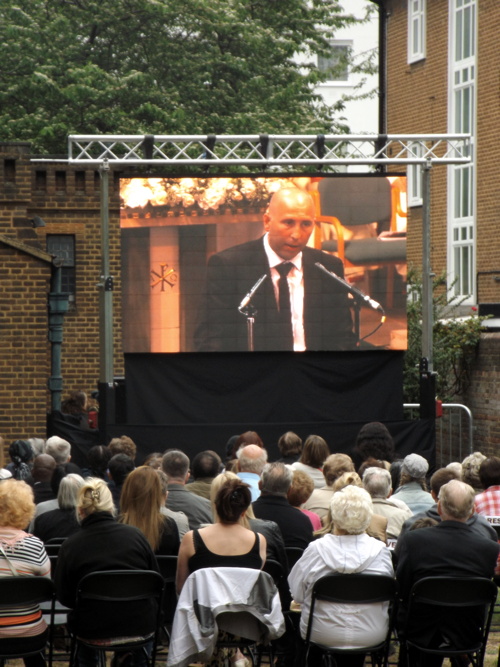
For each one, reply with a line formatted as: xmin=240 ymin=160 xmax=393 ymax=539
xmin=239 ymin=304 xmax=258 ymax=352
xmin=238 ymin=274 xmax=268 ymax=352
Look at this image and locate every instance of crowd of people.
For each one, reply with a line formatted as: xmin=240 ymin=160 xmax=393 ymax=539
xmin=0 ymin=422 xmax=499 ymax=667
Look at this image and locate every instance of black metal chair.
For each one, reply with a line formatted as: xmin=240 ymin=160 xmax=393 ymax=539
xmin=402 ymin=576 xmax=497 ymax=667
xmin=303 ymin=573 xmax=397 ymax=667
xmin=154 ymin=554 xmax=178 ymax=647
xmin=68 ymin=570 xmax=165 ymax=667
xmin=0 ymin=576 xmax=55 ymax=667
xmin=284 ymin=546 xmax=304 ymax=572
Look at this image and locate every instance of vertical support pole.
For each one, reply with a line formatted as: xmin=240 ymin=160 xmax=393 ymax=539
xmin=421 ymin=159 xmax=433 ymax=371
xmin=98 ymin=160 xmax=115 ymax=435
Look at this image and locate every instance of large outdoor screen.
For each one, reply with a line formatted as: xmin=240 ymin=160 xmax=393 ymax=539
xmin=120 ymin=174 xmax=407 ymax=353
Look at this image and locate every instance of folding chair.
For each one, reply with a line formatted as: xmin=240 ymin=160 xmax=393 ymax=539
xmin=303 ymin=573 xmax=397 ymax=667
xmin=402 ymin=576 xmax=497 ymax=667
xmin=284 ymin=546 xmax=304 ymax=572
xmin=167 ymin=567 xmax=285 ymax=667
xmin=68 ymin=570 xmax=165 ymax=667
xmin=155 ymin=555 xmax=178 ymax=648
xmin=0 ymin=576 xmax=55 ymax=667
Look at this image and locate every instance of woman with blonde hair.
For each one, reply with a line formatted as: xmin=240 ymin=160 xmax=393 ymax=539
xmin=54 ymin=478 xmax=159 ymax=666
xmin=120 ymin=465 xmax=179 ymax=554
xmin=0 ymin=479 xmax=50 ymax=667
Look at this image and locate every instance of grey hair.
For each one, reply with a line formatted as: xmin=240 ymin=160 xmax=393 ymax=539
xmin=45 ymin=436 xmax=71 ymax=464
xmin=330 ymin=485 xmax=373 ymax=535
xmin=57 ymin=474 xmax=85 ymax=510
xmin=161 ymin=450 xmax=189 ymax=480
xmin=362 ymin=467 xmax=392 ymax=499
xmin=260 ymin=462 xmax=293 ymax=496
xmin=438 ymin=479 xmax=475 ymax=521
xmin=236 ymin=446 xmax=268 ymax=475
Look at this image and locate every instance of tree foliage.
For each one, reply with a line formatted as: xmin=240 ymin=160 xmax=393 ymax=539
xmin=0 ymin=0 xmax=367 ymax=154
xmin=404 ymin=269 xmax=486 ymax=404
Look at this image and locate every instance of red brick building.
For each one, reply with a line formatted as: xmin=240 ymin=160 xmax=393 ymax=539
xmin=384 ymin=0 xmax=500 ymax=452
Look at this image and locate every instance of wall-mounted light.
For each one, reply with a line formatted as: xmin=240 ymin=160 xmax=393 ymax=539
xmin=31 ymin=216 xmax=46 ymax=228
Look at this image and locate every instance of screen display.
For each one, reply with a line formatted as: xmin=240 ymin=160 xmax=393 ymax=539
xmin=120 ymin=175 xmax=407 ymax=353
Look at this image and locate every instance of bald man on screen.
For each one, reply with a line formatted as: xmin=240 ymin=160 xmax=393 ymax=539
xmin=194 ymin=188 xmax=355 ymax=352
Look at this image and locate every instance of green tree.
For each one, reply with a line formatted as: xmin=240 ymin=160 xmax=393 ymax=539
xmin=404 ymin=269 xmax=486 ymax=403
xmin=0 ymin=0 xmax=369 ymax=154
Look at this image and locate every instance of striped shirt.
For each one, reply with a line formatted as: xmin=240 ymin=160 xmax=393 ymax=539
xmin=0 ymin=528 xmax=51 ymax=637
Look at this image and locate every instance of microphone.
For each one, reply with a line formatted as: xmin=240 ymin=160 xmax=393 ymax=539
xmin=315 ymin=262 xmax=385 ymax=315
xmin=238 ymin=274 xmax=268 ymax=311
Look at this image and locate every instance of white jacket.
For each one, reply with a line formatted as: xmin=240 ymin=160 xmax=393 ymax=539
xmin=167 ymin=567 xmax=285 ymax=667
xmin=288 ymin=533 xmax=394 ymax=649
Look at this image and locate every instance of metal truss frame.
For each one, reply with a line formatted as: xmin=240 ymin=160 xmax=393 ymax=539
xmin=31 ymin=134 xmax=471 ymax=398
xmin=37 ymin=133 xmax=472 ymax=167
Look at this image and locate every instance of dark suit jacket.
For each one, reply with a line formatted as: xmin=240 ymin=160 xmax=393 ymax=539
xmin=396 ymin=520 xmax=499 ymax=648
xmin=252 ymin=494 xmax=313 ymax=550
xmin=194 ymin=237 xmax=356 ymax=351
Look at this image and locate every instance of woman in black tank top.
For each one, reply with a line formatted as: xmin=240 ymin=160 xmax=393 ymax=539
xmin=176 ymin=476 xmax=266 ymax=593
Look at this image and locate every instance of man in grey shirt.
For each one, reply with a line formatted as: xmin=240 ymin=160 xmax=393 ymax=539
xmin=162 ymin=449 xmax=213 ymax=530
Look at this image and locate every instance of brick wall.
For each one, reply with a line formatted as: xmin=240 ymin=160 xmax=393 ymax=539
xmin=385 ymin=1 xmax=500 ymax=456
xmin=0 ymin=142 xmax=124 ymax=450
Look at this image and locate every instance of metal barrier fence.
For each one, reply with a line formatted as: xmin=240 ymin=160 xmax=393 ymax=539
xmin=403 ymin=403 xmax=473 ymax=466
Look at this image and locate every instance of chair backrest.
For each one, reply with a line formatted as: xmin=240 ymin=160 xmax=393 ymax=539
xmin=408 ymin=576 xmax=497 ymax=609
xmin=317 ymin=177 xmax=393 ymax=229
xmin=73 ymin=569 xmax=165 ymax=643
xmin=155 ymin=554 xmax=178 ymax=582
xmin=0 ymin=576 xmax=54 ymax=606
xmin=263 ymin=558 xmax=285 ymax=586
xmin=406 ymin=576 xmax=497 ymax=659
xmin=304 ymin=573 xmax=397 ymax=647
xmin=284 ymin=547 xmax=304 ymax=572
xmin=76 ymin=569 xmax=164 ymax=603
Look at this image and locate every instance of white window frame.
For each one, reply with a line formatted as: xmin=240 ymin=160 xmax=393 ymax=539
xmin=317 ymin=41 xmax=352 ymax=84
xmin=408 ymin=0 xmax=427 ymax=64
xmin=408 ymin=143 xmax=424 ymax=207
xmin=447 ymin=0 xmax=477 ymax=303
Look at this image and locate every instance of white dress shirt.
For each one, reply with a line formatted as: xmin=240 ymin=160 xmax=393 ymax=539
xmin=263 ymin=234 xmax=306 ymax=351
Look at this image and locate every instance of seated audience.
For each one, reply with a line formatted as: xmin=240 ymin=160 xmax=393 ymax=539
xmin=288 ymin=485 xmax=393 ymax=666
xmin=391 ymin=453 xmax=434 ymax=514
xmin=474 ymin=456 xmax=500 ymax=517
xmin=396 ymin=480 xmax=499 ymax=665
xmin=236 ymin=444 xmax=268 ymax=501
xmin=143 ymin=452 xmax=163 ymax=470
xmin=120 ymin=466 xmax=179 ymax=555
xmin=31 ymin=454 xmax=57 ymax=504
xmin=446 ymin=461 xmax=462 ymax=479
xmin=176 ymin=476 xmax=266 ymax=592
xmin=394 ymin=467 xmax=497 ymax=557
xmin=461 ymin=451 xmax=486 ymax=493
xmin=287 ymin=470 xmax=322 ymax=531
xmin=290 ymin=435 xmax=330 ymax=489
xmin=0 ymin=479 xmax=51 ymax=667
xmin=315 ymin=472 xmax=387 ymax=543
xmin=187 ymin=450 xmax=222 ymax=500
xmin=80 ymin=445 xmax=111 ymax=480
xmin=362 ymin=467 xmax=412 ymax=539
xmin=209 ymin=471 xmax=287 ymax=575
xmin=32 ymin=474 xmax=84 ymax=543
xmin=275 ymin=431 xmax=303 ymax=465
xmin=253 ymin=462 xmax=313 ymax=550
xmin=107 ymin=453 xmax=135 ymax=510
xmin=156 ymin=469 xmax=189 ymax=539
xmin=303 ymin=453 xmax=355 ymax=520
xmin=6 ymin=440 xmax=34 ymax=482
xmin=108 ymin=434 xmax=137 ymax=463
xmin=54 ymin=478 xmax=160 ymax=666
xmin=162 ymin=450 xmax=212 ymax=530
xmin=353 ymin=421 xmax=395 ymax=470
